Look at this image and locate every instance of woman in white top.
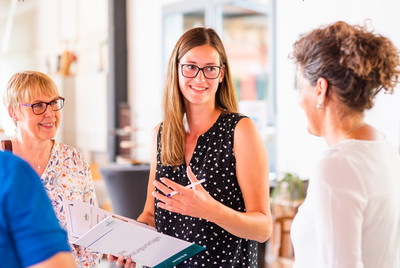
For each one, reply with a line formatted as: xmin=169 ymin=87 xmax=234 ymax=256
xmin=290 ymin=21 xmax=400 ymax=268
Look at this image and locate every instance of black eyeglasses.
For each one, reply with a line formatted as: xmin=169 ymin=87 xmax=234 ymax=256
xmin=180 ymin=64 xmax=222 ymax=79
xmin=20 ymin=97 xmax=65 ymax=115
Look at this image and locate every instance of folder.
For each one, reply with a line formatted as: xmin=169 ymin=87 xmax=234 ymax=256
xmin=65 ymin=200 xmax=205 ymax=268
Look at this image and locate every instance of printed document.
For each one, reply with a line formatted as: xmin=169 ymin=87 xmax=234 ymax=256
xmin=65 ymin=200 xmax=205 ymax=268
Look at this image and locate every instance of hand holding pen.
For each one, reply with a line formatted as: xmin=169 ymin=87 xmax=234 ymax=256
xmin=152 ymin=166 xmax=218 ymax=219
xmin=166 ymin=178 xmax=207 ymax=197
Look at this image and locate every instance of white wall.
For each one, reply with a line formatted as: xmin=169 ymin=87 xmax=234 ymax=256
xmin=129 ymin=0 xmax=400 ymax=177
xmin=0 ymin=0 xmax=109 ymax=160
xmin=126 ymin=0 xmax=178 ymax=162
xmin=275 ymin=0 xmax=400 ymax=178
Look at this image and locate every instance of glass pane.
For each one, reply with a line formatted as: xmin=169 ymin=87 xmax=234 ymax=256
xmin=183 ymin=11 xmax=205 ymax=30
xmin=221 ymin=4 xmax=276 ymax=174
xmin=163 ymin=11 xmax=205 ymax=74
xmin=162 ymin=1 xmax=276 ymax=175
xmin=222 ymin=6 xmax=268 ymax=102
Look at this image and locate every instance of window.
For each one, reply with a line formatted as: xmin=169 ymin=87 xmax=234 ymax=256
xmin=162 ymin=0 xmax=277 ymax=176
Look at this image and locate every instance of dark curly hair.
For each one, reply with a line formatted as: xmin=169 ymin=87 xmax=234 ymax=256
xmin=291 ymin=21 xmax=400 ymax=112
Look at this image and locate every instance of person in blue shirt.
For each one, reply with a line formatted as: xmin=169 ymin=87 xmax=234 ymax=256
xmin=0 ymin=150 xmax=76 ymax=268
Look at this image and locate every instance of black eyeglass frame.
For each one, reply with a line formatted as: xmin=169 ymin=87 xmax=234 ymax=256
xmin=19 ymin=97 xmax=65 ymax=115
xmin=180 ymin=64 xmax=222 ymax=79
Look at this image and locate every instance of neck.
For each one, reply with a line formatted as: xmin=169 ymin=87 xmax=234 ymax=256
xmin=13 ymin=136 xmax=53 ymax=171
xmin=322 ymin=109 xmax=365 ymax=146
xmin=15 ymin=135 xmax=52 ymax=153
xmin=341 ymin=121 xmax=366 ymax=141
xmin=185 ymin=105 xmax=221 ymax=136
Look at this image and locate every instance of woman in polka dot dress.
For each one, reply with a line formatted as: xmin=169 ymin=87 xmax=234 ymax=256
xmin=110 ymin=27 xmax=272 ymax=268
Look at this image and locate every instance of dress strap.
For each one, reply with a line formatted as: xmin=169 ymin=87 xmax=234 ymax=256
xmin=1 ymin=140 xmax=12 ymax=152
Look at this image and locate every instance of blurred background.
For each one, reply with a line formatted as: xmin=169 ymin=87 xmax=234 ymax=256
xmin=1 ymin=0 xmax=399 ymax=267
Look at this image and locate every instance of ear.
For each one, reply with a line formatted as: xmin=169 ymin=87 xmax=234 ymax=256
xmin=316 ymin=77 xmax=328 ymax=105
xmin=8 ymin=108 xmax=18 ymax=122
xmin=219 ymin=65 xmax=225 ymax=83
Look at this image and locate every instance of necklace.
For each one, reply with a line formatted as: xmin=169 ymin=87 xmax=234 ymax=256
xmin=14 ymin=138 xmax=47 ymax=169
xmin=342 ymin=122 xmax=366 ymax=141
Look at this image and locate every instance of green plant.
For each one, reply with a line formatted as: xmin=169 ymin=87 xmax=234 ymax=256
xmin=271 ymin=173 xmax=305 ymax=203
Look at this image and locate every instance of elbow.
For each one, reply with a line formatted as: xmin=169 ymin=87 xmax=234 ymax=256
xmin=256 ymin=229 xmax=272 ymax=243
xmin=255 ymin=219 xmax=273 ymax=243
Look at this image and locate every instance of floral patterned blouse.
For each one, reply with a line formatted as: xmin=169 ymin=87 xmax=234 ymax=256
xmin=40 ymin=142 xmax=102 ymax=267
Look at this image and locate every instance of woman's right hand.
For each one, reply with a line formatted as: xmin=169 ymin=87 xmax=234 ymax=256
xmin=107 ymin=254 xmax=136 ymax=268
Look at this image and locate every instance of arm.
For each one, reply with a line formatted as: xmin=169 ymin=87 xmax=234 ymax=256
xmin=313 ymin=157 xmax=365 ymax=267
xmin=154 ymin=118 xmax=272 ymax=242
xmin=210 ymin=117 xmax=272 ymax=242
xmin=29 ymin=253 xmax=76 ymax=268
xmin=136 ymin=124 xmax=160 ymax=227
xmin=4 ymin=154 xmax=74 ymax=267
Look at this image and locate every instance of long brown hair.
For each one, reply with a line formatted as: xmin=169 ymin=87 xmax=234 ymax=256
xmin=161 ymin=27 xmax=238 ymax=167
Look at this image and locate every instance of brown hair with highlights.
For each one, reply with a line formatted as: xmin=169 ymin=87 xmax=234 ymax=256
xmin=291 ymin=21 xmax=400 ymax=112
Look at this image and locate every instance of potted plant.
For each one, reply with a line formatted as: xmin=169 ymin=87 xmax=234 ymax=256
xmin=271 ymin=172 xmax=307 ymax=209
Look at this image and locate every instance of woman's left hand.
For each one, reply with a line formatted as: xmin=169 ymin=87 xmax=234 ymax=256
xmin=152 ymin=166 xmax=218 ymax=219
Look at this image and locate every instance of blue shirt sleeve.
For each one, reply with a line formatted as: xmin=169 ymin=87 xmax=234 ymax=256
xmin=0 ymin=151 xmax=71 ymax=267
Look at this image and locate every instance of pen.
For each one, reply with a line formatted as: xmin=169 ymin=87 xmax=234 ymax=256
xmin=112 ymin=215 xmax=128 ymax=222
xmin=166 ymin=178 xmax=207 ymax=197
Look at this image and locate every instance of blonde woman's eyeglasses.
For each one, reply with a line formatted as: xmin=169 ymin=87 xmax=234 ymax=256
xmin=20 ymin=97 xmax=65 ymax=115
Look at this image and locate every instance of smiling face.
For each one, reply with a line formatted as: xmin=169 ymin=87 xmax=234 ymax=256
xmin=15 ymin=93 xmax=61 ymax=142
xmin=178 ymin=44 xmax=224 ymax=108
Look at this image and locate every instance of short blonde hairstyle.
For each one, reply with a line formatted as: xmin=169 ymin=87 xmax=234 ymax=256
xmin=4 ymin=71 xmax=60 ymax=117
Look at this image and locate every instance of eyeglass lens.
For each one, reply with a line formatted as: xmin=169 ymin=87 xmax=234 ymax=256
xmin=32 ymin=98 xmax=64 ymax=115
xmin=181 ymin=64 xmax=221 ymax=79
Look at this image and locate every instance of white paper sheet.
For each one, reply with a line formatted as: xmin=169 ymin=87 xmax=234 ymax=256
xmin=65 ymin=200 xmax=204 ymax=267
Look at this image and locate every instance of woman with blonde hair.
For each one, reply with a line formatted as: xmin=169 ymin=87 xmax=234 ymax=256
xmin=2 ymin=71 xmax=102 ymax=267
xmin=110 ymin=27 xmax=272 ymax=267
xmin=290 ymin=21 xmax=400 ymax=268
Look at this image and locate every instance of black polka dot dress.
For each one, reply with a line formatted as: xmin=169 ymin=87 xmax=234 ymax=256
xmin=155 ymin=111 xmax=258 ymax=267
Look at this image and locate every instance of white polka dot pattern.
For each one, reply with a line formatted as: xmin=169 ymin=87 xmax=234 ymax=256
xmin=154 ymin=112 xmax=258 ymax=267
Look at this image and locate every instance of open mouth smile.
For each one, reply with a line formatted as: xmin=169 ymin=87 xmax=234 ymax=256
xmin=190 ymin=85 xmax=207 ymax=91
xmin=40 ymin=122 xmax=55 ymax=127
